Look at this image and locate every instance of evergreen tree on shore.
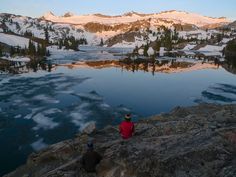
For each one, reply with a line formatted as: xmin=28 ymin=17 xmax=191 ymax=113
xmin=59 ymin=39 xmax=63 ymax=49
xmin=59 ymin=37 xmax=87 ymax=51
xmin=100 ymin=38 xmax=104 ymax=46
xmin=143 ymin=43 xmax=149 ymax=57
xmin=28 ymin=39 xmax=36 ymax=56
xmin=10 ymin=46 xmax=15 ymax=57
xmin=0 ymin=45 xmax=2 ymax=57
xmin=44 ymin=27 xmax=50 ymax=44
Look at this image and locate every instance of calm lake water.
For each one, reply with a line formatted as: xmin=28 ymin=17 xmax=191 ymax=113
xmin=0 ymin=49 xmax=236 ymax=175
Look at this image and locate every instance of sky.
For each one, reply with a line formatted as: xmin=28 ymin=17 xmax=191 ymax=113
xmin=0 ymin=0 xmax=236 ymax=20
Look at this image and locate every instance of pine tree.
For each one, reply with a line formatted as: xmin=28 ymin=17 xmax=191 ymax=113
xmin=59 ymin=39 xmax=63 ymax=49
xmin=0 ymin=45 xmax=2 ymax=57
xmin=37 ymin=43 xmax=41 ymax=56
xmin=155 ymin=40 xmax=161 ymax=52
xmin=64 ymin=38 xmax=70 ymax=49
xmin=41 ymin=42 xmax=47 ymax=56
xmin=172 ymin=28 xmax=179 ymax=41
xmin=28 ymin=39 xmax=33 ymax=55
xmin=143 ymin=43 xmax=149 ymax=57
xmin=28 ymin=39 xmax=37 ymax=56
xmin=217 ymin=33 xmax=223 ymax=43
xmin=100 ymin=38 xmax=104 ymax=46
xmin=10 ymin=46 xmax=15 ymax=56
xmin=44 ymin=27 xmax=50 ymax=44
xmin=46 ymin=50 xmax=50 ymax=56
xmin=16 ymin=46 xmax=20 ymax=54
xmin=49 ymin=25 xmax=53 ymax=31
xmin=24 ymin=31 xmax=33 ymax=37
xmin=32 ymin=42 xmax=36 ymax=56
xmin=21 ymin=48 xmax=26 ymax=56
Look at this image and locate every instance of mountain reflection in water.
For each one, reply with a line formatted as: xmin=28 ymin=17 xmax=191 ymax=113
xmin=1 ymin=57 xmax=236 ymax=75
xmin=55 ymin=56 xmax=236 ymax=75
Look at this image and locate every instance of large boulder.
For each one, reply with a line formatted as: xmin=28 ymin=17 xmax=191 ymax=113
xmin=147 ymin=47 xmax=155 ymax=56
xmin=81 ymin=121 xmax=96 ymax=134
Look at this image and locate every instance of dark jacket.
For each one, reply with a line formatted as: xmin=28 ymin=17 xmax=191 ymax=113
xmin=81 ymin=150 xmax=102 ymax=172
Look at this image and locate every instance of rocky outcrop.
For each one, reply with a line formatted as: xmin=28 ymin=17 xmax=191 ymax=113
xmin=4 ymin=104 xmax=236 ymax=177
xmin=223 ymin=57 xmax=236 ymax=75
xmin=173 ymin=23 xmax=196 ymax=31
xmin=225 ymin=39 xmax=236 ymax=58
xmin=225 ymin=21 xmax=236 ymax=29
xmin=84 ymin=23 xmax=113 ymax=33
xmin=106 ymin=32 xmax=142 ymax=47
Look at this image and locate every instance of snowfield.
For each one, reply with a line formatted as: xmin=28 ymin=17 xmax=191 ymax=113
xmin=1 ymin=56 xmax=30 ymax=62
xmin=1 ymin=56 xmax=31 ymax=62
xmin=182 ymin=44 xmax=196 ymax=50
xmin=0 ymin=33 xmax=29 ymax=47
xmin=198 ymin=45 xmax=226 ymax=52
xmin=221 ymin=38 xmax=235 ymax=44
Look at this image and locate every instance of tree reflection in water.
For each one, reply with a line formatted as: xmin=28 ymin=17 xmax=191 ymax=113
xmin=0 ymin=58 xmax=53 ymax=74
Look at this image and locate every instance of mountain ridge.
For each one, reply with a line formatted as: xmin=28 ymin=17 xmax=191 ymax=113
xmin=42 ymin=10 xmax=229 ymax=20
xmin=41 ymin=10 xmax=230 ymax=27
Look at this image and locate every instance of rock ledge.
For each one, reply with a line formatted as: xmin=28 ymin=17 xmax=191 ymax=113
xmin=4 ymin=104 xmax=236 ymax=177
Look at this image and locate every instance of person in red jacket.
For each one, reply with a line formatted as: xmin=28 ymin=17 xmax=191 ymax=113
xmin=119 ymin=114 xmax=135 ymax=139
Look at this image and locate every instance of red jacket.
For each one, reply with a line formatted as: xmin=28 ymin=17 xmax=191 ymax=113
xmin=119 ymin=121 xmax=135 ymax=139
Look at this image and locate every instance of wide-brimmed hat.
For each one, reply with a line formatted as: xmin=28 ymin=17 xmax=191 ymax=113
xmin=125 ymin=114 xmax=131 ymax=119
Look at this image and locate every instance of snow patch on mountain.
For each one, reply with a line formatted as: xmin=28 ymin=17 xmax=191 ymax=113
xmin=198 ymin=45 xmax=226 ymax=52
xmin=1 ymin=56 xmax=31 ymax=62
xmin=0 ymin=33 xmax=29 ymax=47
xmin=182 ymin=44 xmax=196 ymax=50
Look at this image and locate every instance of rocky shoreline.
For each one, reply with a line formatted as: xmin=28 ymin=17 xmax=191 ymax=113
xmin=4 ymin=104 xmax=236 ymax=177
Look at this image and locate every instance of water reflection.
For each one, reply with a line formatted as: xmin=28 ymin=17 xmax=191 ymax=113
xmin=1 ymin=56 xmax=236 ymax=75
xmin=59 ymin=58 xmax=223 ymax=75
xmin=0 ymin=58 xmax=54 ymax=74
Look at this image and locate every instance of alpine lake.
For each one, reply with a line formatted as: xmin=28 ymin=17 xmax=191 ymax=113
xmin=0 ymin=46 xmax=236 ymax=176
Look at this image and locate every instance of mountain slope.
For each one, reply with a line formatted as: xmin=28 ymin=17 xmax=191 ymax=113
xmin=0 ymin=11 xmax=232 ymax=47
xmin=0 ymin=13 xmax=97 ymax=44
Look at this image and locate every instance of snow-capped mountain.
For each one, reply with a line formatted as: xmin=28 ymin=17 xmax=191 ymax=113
xmin=0 ymin=13 xmax=96 ymax=44
xmin=0 ymin=11 xmax=232 ymax=47
xmin=41 ymin=10 xmax=229 ymax=28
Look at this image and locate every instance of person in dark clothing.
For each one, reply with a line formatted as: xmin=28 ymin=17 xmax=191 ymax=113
xmin=119 ymin=114 xmax=135 ymax=139
xmin=81 ymin=141 xmax=102 ymax=173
